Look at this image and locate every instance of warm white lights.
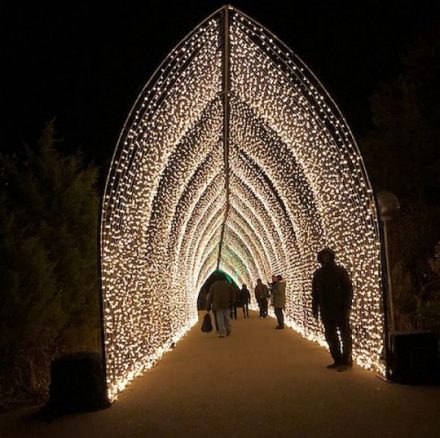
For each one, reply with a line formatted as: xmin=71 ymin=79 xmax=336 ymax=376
xmin=101 ymin=6 xmax=384 ymax=400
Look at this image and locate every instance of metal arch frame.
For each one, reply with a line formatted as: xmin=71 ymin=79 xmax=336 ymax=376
xmin=217 ymin=5 xmax=231 ymax=269
xmin=98 ymin=4 xmax=386 ymax=396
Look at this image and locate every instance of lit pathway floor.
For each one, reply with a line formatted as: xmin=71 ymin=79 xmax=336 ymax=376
xmin=2 ymin=311 xmax=440 ymax=438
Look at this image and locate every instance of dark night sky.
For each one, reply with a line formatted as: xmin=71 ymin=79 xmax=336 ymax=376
xmin=1 ymin=0 xmax=440 ymax=170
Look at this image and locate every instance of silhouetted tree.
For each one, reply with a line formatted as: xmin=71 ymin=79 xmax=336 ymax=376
xmin=0 ymin=121 xmax=100 ymax=406
xmin=361 ymin=23 xmax=440 ymax=332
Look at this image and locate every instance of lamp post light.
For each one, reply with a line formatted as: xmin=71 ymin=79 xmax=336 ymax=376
xmin=377 ymin=191 xmax=400 ymax=332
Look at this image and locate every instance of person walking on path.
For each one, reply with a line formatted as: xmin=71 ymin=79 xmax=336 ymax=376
xmin=255 ymin=279 xmax=269 ymax=318
xmin=240 ymin=284 xmax=251 ymax=318
xmin=207 ymin=274 xmax=235 ymax=338
xmin=312 ymin=248 xmax=353 ymax=372
xmin=230 ymin=284 xmax=239 ymax=320
xmin=272 ymin=274 xmax=286 ymax=329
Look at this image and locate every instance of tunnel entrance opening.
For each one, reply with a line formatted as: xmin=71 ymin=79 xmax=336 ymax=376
xmin=100 ymin=6 xmax=385 ymax=400
xmin=197 ymin=269 xmax=239 ymax=311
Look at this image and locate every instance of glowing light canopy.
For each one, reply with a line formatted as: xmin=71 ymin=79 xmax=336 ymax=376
xmin=101 ymin=6 xmax=384 ymax=399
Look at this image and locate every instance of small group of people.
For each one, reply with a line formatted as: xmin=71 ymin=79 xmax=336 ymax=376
xmin=253 ymin=275 xmax=287 ymax=329
xmin=230 ymin=284 xmax=251 ymax=319
xmin=205 ymin=273 xmax=288 ymax=336
xmin=205 ymin=280 xmax=252 ymax=338
xmin=206 ymin=247 xmax=353 ymax=371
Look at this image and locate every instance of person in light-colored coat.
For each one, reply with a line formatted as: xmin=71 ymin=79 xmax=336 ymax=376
xmin=272 ymin=274 xmax=286 ymax=329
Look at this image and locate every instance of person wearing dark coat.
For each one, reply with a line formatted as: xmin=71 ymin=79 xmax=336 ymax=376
xmin=240 ymin=284 xmax=251 ymax=318
xmin=254 ymin=279 xmax=269 ymax=318
xmin=230 ymin=284 xmax=239 ymax=320
xmin=207 ymin=276 xmax=235 ymax=338
xmin=312 ymin=248 xmax=353 ymax=371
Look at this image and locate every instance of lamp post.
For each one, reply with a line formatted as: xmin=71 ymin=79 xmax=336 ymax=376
xmin=377 ymin=191 xmax=400 ymax=332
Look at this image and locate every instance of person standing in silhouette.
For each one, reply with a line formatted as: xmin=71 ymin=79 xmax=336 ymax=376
xmin=255 ymin=279 xmax=269 ymax=318
xmin=268 ymin=274 xmax=277 ymax=307
xmin=312 ymin=248 xmax=353 ymax=371
xmin=207 ymin=274 xmax=235 ymax=338
xmin=230 ymin=284 xmax=239 ymax=320
xmin=272 ymin=274 xmax=286 ymax=329
xmin=240 ymin=284 xmax=251 ymax=318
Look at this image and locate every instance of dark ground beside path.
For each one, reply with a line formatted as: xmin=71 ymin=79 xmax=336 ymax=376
xmin=1 ymin=311 xmax=440 ymax=437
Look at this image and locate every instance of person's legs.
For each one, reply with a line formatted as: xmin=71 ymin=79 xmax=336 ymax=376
xmin=274 ymin=308 xmax=284 ymax=328
xmin=213 ymin=310 xmax=219 ymax=332
xmin=323 ymin=319 xmax=342 ymax=365
xmin=245 ymin=303 xmax=249 ymax=318
xmin=234 ymin=305 xmax=237 ymax=319
xmin=339 ymin=317 xmax=352 ymax=366
xmin=263 ymin=299 xmax=268 ymax=317
xmin=257 ymin=299 xmax=263 ymax=317
xmin=224 ymin=309 xmax=232 ymax=335
xmin=217 ymin=309 xmax=227 ymax=337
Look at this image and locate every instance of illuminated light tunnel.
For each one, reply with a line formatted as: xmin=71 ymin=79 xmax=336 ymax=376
xmin=100 ymin=6 xmax=384 ymax=400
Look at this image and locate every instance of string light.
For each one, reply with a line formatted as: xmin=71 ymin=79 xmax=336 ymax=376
xmin=101 ymin=7 xmax=384 ymax=400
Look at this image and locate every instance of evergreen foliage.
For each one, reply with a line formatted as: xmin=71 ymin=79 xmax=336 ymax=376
xmin=361 ymin=24 xmax=440 ymax=332
xmin=0 ymin=121 xmax=100 ymax=406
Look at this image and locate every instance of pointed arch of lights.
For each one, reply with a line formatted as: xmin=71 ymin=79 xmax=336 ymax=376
xmin=100 ymin=6 xmax=384 ymax=399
